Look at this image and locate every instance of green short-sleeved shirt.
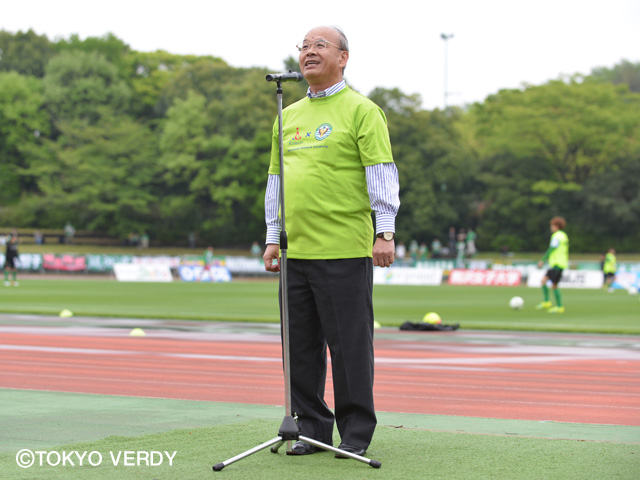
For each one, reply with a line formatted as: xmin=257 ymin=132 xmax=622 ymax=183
xmin=269 ymin=87 xmax=394 ymax=259
xmin=548 ymin=230 xmax=569 ymax=269
xmin=603 ymin=253 xmax=617 ymax=274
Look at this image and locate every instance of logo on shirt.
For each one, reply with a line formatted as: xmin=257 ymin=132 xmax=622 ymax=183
xmin=293 ymin=127 xmax=302 ymax=141
xmin=314 ymin=123 xmax=332 ymax=141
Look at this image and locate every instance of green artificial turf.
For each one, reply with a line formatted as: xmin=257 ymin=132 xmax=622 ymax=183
xmin=1 ymin=418 xmax=638 ymax=480
xmin=1 ymin=279 xmax=639 ymax=334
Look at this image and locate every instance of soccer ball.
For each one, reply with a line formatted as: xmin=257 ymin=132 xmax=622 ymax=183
xmin=628 ymin=286 xmax=639 ymax=296
xmin=422 ymin=312 xmax=442 ymax=325
xmin=509 ymin=296 xmax=524 ymax=310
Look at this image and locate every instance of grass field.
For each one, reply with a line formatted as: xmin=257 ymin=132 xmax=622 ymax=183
xmin=1 ymin=279 xmax=638 ymax=334
xmin=2 ymin=417 xmax=637 ymax=480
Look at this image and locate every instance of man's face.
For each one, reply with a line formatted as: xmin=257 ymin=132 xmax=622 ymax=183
xmin=298 ymin=27 xmax=348 ymax=88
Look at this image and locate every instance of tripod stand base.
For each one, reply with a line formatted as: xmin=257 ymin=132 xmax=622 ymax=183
xmin=213 ymin=436 xmax=284 ymax=471
xmin=212 ymin=416 xmax=382 ymax=471
xmin=274 ymin=435 xmax=381 ymax=468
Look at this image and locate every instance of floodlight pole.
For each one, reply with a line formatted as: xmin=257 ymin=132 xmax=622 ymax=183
xmin=441 ymin=33 xmax=454 ymax=109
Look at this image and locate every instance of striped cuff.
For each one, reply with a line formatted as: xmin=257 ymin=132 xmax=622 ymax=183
xmin=265 ymin=227 xmax=281 ymax=245
xmin=375 ymin=213 xmax=396 ymax=234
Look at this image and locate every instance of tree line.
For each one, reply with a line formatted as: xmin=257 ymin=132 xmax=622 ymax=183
xmin=1 ymin=29 xmax=639 ymax=252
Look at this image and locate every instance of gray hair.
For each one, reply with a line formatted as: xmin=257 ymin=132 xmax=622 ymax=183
xmin=329 ymin=26 xmax=348 ymax=74
xmin=330 ymin=25 xmax=349 ymax=52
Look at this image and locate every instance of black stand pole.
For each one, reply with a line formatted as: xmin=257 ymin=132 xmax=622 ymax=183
xmin=213 ymin=77 xmax=381 ymax=472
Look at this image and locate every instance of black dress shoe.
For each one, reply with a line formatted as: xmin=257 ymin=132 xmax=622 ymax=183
xmin=335 ymin=444 xmax=367 ymax=458
xmin=287 ymin=441 xmax=317 ymax=456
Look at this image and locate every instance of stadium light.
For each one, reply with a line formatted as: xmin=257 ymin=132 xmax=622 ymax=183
xmin=441 ymin=33 xmax=454 ymax=109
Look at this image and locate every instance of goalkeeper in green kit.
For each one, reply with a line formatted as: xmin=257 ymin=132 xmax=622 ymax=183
xmin=536 ymin=217 xmax=569 ymax=313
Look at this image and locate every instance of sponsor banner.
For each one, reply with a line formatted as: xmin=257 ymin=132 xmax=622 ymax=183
xmin=133 ymin=255 xmax=182 ymax=268
xmin=527 ymin=269 xmax=603 ymax=289
xmin=374 ymin=267 xmax=443 ymax=286
xmin=611 ymin=272 xmax=640 ymax=290
xmin=181 ymin=255 xmax=226 ymax=267
xmin=0 ymin=253 xmax=43 ymax=271
xmin=617 ymin=262 xmax=640 ymax=273
xmin=178 ymin=265 xmax=232 ymax=283
xmin=576 ymin=262 xmax=640 ymax=274
xmin=42 ymin=253 xmax=87 ymax=272
xmin=224 ymin=256 xmax=265 ymax=274
xmin=87 ymin=255 xmax=182 ymax=273
xmin=17 ymin=253 xmax=43 ymax=271
xmin=86 ymin=254 xmax=135 ymax=273
xmin=415 ymin=260 xmax=456 ymax=271
xmin=113 ymin=263 xmax=173 ymax=282
xmin=491 ymin=261 xmax=539 ymax=279
xmin=577 ymin=262 xmax=601 ymax=271
xmin=449 ymin=269 xmax=522 ymax=286
xmin=413 ymin=259 xmax=489 ymax=271
xmin=466 ymin=260 xmax=490 ymax=270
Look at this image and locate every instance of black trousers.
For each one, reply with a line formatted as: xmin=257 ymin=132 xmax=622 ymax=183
xmin=282 ymin=257 xmax=377 ymax=449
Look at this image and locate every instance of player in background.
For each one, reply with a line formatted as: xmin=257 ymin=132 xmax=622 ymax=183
xmin=3 ymin=231 xmax=19 ymax=287
xmin=197 ymin=246 xmax=215 ymax=282
xmin=536 ymin=217 xmax=569 ymax=313
xmin=603 ymin=248 xmax=617 ymax=293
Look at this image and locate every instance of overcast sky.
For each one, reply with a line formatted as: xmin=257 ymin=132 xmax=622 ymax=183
xmin=3 ymin=0 xmax=639 ymax=110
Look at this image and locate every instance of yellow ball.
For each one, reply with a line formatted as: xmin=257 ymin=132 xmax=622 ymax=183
xmin=373 ymin=320 xmax=382 ymax=329
xmin=129 ymin=328 xmax=146 ymax=337
xmin=422 ymin=312 xmax=442 ymax=325
xmin=59 ymin=309 xmax=73 ymax=318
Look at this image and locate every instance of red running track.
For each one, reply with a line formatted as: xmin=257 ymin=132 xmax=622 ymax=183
xmin=1 ymin=323 xmax=639 ymax=426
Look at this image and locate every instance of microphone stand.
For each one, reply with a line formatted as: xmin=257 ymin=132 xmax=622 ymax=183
xmin=213 ymin=75 xmax=381 ymax=472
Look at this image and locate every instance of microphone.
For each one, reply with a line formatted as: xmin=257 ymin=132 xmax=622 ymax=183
xmin=266 ymin=71 xmax=304 ymax=82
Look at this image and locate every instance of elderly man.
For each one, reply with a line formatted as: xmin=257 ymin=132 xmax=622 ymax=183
xmin=263 ymin=25 xmax=400 ymax=457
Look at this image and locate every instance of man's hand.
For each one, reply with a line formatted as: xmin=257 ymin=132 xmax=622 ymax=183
xmin=373 ymin=238 xmax=395 ymax=268
xmin=263 ymin=244 xmax=280 ymax=272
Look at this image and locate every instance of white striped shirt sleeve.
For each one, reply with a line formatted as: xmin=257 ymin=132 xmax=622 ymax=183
xmin=265 ymin=174 xmax=281 ymax=244
xmin=366 ymin=162 xmax=400 ymax=233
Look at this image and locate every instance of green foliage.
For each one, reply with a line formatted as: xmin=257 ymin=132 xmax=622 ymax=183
xmin=0 ymin=27 xmax=638 ymax=251
xmin=572 ymin=153 xmax=640 ymax=251
xmin=370 ymin=89 xmax=479 ymax=242
xmin=53 ymin=32 xmax=131 ymax=76
xmin=467 ymin=77 xmax=640 ymax=251
xmin=157 ymin=86 xmax=271 ymax=245
xmin=471 ymin=79 xmax=636 ymax=184
xmin=43 ymin=50 xmax=131 ymax=123
xmin=0 ymin=71 xmax=49 ymax=204
xmin=590 ymin=59 xmax=640 ymax=93
xmin=124 ymin=50 xmax=200 ymax=121
xmin=18 ymin=113 xmax=159 ymax=237
xmin=0 ymin=29 xmax=54 ymax=77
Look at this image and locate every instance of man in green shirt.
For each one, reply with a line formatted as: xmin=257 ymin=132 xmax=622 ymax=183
xmin=603 ymin=247 xmax=617 ymax=292
xmin=263 ymin=26 xmax=400 ymax=458
xmin=536 ymin=217 xmax=569 ymax=313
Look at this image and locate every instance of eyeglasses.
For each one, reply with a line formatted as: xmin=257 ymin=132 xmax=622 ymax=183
xmin=296 ymin=39 xmax=343 ymax=53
